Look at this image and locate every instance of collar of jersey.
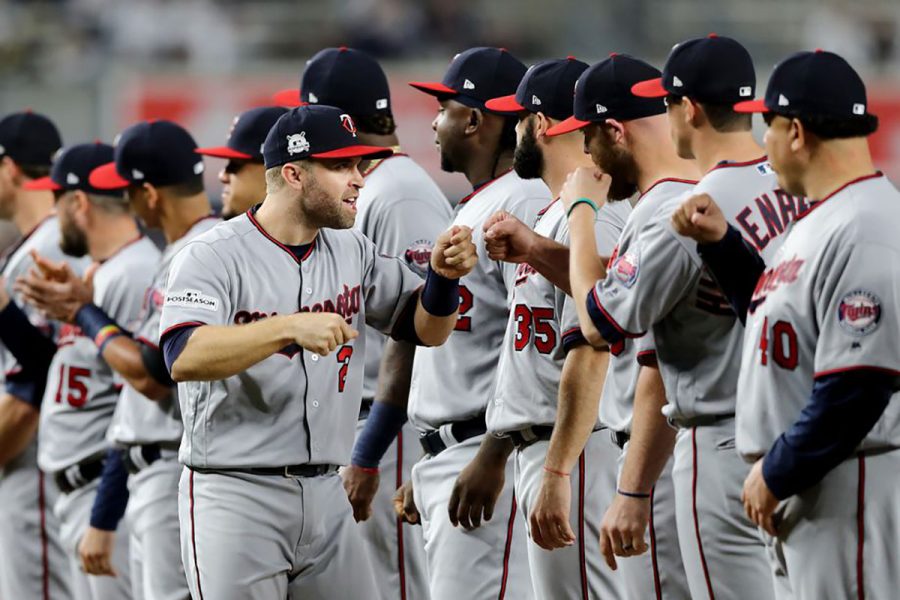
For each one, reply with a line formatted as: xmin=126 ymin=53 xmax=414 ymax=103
xmin=247 ymin=204 xmax=317 ymax=264
xmin=638 ymin=177 xmax=698 ymax=202
xmin=796 ymin=171 xmax=883 ymax=222
xmin=458 ymin=168 xmax=513 ymax=206
xmin=362 ymin=147 xmax=406 ymax=178
xmin=707 ymin=155 xmax=767 ymax=173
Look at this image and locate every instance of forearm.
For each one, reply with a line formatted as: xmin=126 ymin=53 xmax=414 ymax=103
xmin=101 ymin=337 xmax=171 ymax=401
xmin=171 ymin=316 xmax=296 ymax=382
xmin=544 ymin=345 xmax=609 ymax=472
xmin=568 ymin=208 xmax=609 ymax=346
xmin=697 ymin=225 xmax=765 ymax=323
xmin=375 ymin=339 xmax=416 ymax=409
xmin=0 ymin=393 xmax=39 ymax=466
xmin=618 ymin=365 xmax=676 ymax=494
xmin=476 ymin=433 xmax=514 ymax=466
xmin=526 ymin=235 xmax=572 ymax=294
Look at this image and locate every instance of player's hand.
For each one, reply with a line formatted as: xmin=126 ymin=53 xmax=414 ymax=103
xmin=290 ymin=313 xmax=358 ymax=356
xmin=448 ymin=452 xmax=505 ymax=531
xmin=0 ymin=277 xmax=9 ymax=311
xmin=741 ymin=458 xmax=779 ymax=536
xmin=599 ymin=493 xmax=651 ymax=570
xmin=529 ymin=468 xmax=575 ymax=550
xmin=342 ymin=464 xmax=380 ymax=522
xmin=560 ymin=167 xmax=611 ymax=213
xmin=431 ymin=225 xmax=477 ymax=279
xmin=79 ymin=526 xmax=117 ymax=577
xmin=671 ymin=193 xmax=728 ymax=243
xmin=482 ymin=211 xmax=536 ymax=264
xmin=393 ymin=480 xmax=420 ymax=525
xmin=14 ymin=255 xmax=97 ymax=323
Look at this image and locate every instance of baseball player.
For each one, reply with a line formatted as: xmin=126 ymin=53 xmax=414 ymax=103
xmin=401 ymin=47 xmax=551 ymax=600
xmin=562 ymin=35 xmax=806 ymax=600
xmin=674 ymin=50 xmax=899 ymax=600
xmin=25 ymin=120 xmax=216 ymax=600
xmin=275 ymin=46 xmax=453 ymax=600
xmin=157 ymin=104 xmax=475 ymax=600
xmin=478 ymin=56 xmax=630 ymax=599
xmin=538 ymin=54 xmax=696 ymax=599
xmin=195 ymin=105 xmax=287 ymax=219
xmin=0 ymin=110 xmax=75 ymax=600
xmin=12 ymin=141 xmax=162 ymax=599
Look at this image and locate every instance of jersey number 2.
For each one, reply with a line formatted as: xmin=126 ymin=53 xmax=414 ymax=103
xmin=336 ymin=346 xmax=353 ymax=393
xmin=454 ymin=285 xmax=474 ymax=332
xmin=54 ymin=365 xmax=91 ymax=408
xmin=513 ymin=305 xmax=556 ymax=354
xmin=758 ymin=317 xmax=798 ymax=370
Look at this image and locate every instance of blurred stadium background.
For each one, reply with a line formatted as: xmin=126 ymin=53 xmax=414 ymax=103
xmin=0 ymin=0 xmax=897 ymax=207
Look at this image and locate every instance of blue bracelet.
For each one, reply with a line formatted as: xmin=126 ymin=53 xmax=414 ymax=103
xmin=420 ymin=265 xmax=460 ymax=317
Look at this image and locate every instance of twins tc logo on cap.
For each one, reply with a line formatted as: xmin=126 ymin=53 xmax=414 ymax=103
xmin=838 ymin=290 xmax=882 ymax=336
xmin=340 ymin=114 xmax=357 ymax=137
xmin=286 ymin=132 xmax=310 ymax=155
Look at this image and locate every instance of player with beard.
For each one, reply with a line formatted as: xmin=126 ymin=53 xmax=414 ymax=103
xmin=478 ymin=57 xmax=630 ymax=599
xmin=398 ymin=47 xmax=550 ymax=600
xmin=3 ymin=141 xmax=161 ymax=599
xmin=196 ymin=106 xmax=287 ymax=219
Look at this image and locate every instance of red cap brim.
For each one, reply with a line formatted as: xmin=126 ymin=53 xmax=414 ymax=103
xmin=484 ymin=95 xmax=525 ymax=112
xmin=23 ymin=176 xmax=62 ymax=191
xmin=733 ymin=99 xmax=769 ymax=113
xmin=195 ymin=146 xmax=254 ymax=160
xmin=272 ymin=89 xmax=306 ymax=107
xmin=631 ymin=78 xmax=668 ymax=98
xmin=311 ymin=145 xmax=394 ymax=159
xmin=89 ymin=162 xmax=130 ymax=190
xmin=546 ymin=116 xmax=591 ymax=137
xmin=408 ymin=81 xmax=458 ymax=97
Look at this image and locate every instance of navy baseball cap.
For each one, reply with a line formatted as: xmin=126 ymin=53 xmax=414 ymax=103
xmin=24 ymin=142 xmax=123 ymax=198
xmin=409 ymin=47 xmax=527 ymax=112
xmin=196 ymin=106 xmax=288 ymax=162
xmin=90 ymin=120 xmax=204 ymax=190
xmin=263 ymin=105 xmax=393 ymax=169
xmin=485 ymin=56 xmax=589 ymax=120
xmin=631 ymin=34 xmax=756 ymax=104
xmin=273 ymin=47 xmax=392 ymax=116
xmin=0 ymin=111 xmax=62 ymax=167
xmin=547 ymin=54 xmax=666 ymax=137
xmin=734 ymin=50 xmax=873 ymax=121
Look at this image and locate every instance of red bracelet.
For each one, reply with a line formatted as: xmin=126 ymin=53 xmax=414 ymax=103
xmin=543 ymin=466 xmax=570 ymax=478
xmin=352 ymin=465 xmax=379 ymax=474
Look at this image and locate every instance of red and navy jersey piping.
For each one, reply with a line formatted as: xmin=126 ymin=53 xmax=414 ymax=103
xmin=707 ymin=155 xmax=767 ymax=173
xmin=457 ymin=169 xmax=513 ymax=206
xmin=247 ymin=207 xmax=317 ymax=263
xmin=796 ymin=172 xmax=883 ymax=222
xmin=638 ymin=178 xmax=698 ymax=202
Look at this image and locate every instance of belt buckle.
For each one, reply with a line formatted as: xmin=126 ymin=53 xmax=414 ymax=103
xmin=283 ymin=465 xmax=294 ymax=478
xmin=419 ymin=431 xmax=445 ymax=456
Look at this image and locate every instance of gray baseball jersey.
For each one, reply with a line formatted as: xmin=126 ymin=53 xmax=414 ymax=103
xmin=159 ymin=210 xmax=424 ymax=468
xmin=487 ymin=197 xmax=630 ymax=434
xmin=38 ymin=236 xmax=160 ymax=473
xmin=106 ymin=216 xmax=219 ymax=446
xmin=737 ymin=173 xmax=900 ymax=456
xmin=598 ymin=179 xmax=696 ymax=434
xmin=591 ymin=158 xmax=805 ymax=422
xmin=408 ymin=170 xmax=551 ymax=430
xmin=354 ymin=153 xmax=453 ymax=401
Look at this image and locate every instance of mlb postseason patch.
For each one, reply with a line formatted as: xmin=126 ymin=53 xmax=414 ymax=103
xmin=837 ymin=289 xmax=881 ymax=336
xmin=165 ymin=289 xmax=220 ymax=312
xmin=612 ymin=250 xmax=640 ymax=288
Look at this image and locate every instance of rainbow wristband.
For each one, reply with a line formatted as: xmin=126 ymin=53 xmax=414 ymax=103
xmin=74 ymin=304 xmax=127 ymax=353
xmin=566 ymin=197 xmax=598 ymax=219
xmin=94 ymin=325 xmax=124 ymax=353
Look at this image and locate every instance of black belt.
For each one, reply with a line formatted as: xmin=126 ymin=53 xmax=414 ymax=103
xmin=120 ymin=443 xmax=178 ymax=475
xmin=54 ymin=455 xmax=105 ymax=494
xmin=508 ymin=425 xmax=554 ymax=450
xmin=190 ymin=464 xmax=340 ymax=478
xmin=611 ymin=430 xmax=630 ymax=450
xmin=419 ymin=415 xmax=487 ymax=457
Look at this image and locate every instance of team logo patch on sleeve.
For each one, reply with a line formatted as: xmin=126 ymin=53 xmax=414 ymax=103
xmin=165 ymin=289 xmax=220 ymax=312
xmin=404 ymin=239 xmax=434 ymax=274
xmin=838 ymin=290 xmax=881 ymax=336
xmin=611 ymin=249 xmax=640 ymax=288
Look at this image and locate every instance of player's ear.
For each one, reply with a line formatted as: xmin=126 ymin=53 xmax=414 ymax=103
xmin=789 ymin=117 xmax=806 ymax=155
xmin=465 ymin=108 xmax=482 ymax=135
xmin=280 ymin=161 xmax=305 ymax=192
xmin=604 ymin=119 xmax=627 ymax=146
xmin=532 ymin=112 xmax=549 ymax=138
xmin=685 ymin=97 xmax=701 ymax=127
xmin=72 ymin=190 xmax=90 ymax=217
xmin=143 ymin=183 xmax=160 ymax=211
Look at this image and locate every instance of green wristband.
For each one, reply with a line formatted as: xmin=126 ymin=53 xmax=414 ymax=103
xmin=566 ymin=197 xmax=598 ymax=218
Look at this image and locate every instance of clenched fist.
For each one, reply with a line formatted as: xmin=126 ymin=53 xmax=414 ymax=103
xmin=290 ymin=312 xmax=358 ymax=356
xmin=560 ymin=167 xmax=611 ymax=214
xmin=482 ymin=211 xmax=535 ymax=264
xmin=671 ymin=193 xmax=728 ymax=243
xmin=431 ymin=226 xmax=478 ymax=279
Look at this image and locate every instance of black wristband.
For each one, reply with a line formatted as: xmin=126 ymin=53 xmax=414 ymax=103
xmin=420 ymin=265 xmax=460 ymax=317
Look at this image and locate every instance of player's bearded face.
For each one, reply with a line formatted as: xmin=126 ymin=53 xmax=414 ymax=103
xmin=513 ymin=116 xmax=543 ymax=180
xmin=57 ymin=193 xmax=88 ymax=257
xmin=299 ymin=159 xmax=361 ymax=230
xmin=585 ymin=124 xmax=638 ymax=201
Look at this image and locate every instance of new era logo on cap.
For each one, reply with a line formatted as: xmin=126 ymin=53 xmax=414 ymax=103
xmin=463 ymin=79 xmax=476 ymax=90
xmin=308 ymin=92 xmax=319 ymax=103
xmin=263 ymin=104 xmax=392 ymax=168
xmin=673 ymin=76 xmax=683 ymax=87
xmin=778 ymin=94 xmax=790 ymax=106
xmin=66 ymin=172 xmax=79 ymax=185
xmin=596 ymin=104 xmax=608 ymax=114
xmin=532 ymin=95 xmax=542 ymax=105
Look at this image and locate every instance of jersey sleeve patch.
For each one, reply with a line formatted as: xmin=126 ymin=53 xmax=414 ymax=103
xmin=164 ymin=289 xmax=221 ymax=312
xmin=837 ymin=290 xmax=881 ymax=337
xmin=610 ymin=248 xmax=640 ymax=288
xmin=404 ymin=239 xmax=434 ymax=274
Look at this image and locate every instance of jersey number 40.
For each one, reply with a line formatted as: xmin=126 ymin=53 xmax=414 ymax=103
xmin=758 ymin=317 xmax=798 ymax=370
